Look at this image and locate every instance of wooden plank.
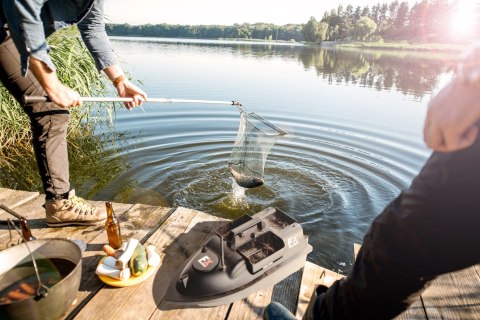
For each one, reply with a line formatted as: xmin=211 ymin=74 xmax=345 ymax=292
xmin=295 ymin=262 xmax=344 ymax=319
xmin=421 ymin=273 xmax=467 ymax=320
xmin=74 ymin=207 xmax=228 ymax=320
xmin=427 ymin=266 xmax=480 ymax=319
xmin=353 ymin=243 xmax=362 ymax=262
xmin=227 ymin=286 xmax=274 ymax=320
xmin=150 ymin=305 xmax=228 ymax=320
xmin=475 ymin=265 xmax=480 ymax=281
xmin=0 ymin=195 xmax=46 ymax=249
xmin=0 ymin=187 xmax=38 ymax=209
xmin=394 ymin=298 xmax=427 ymax=320
xmin=0 ymin=192 xmax=173 ymax=320
xmin=64 ymin=204 xmax=172 ymax=319
xmin=0 ymin=189 xmax=41 ymax=245
xmin=409 ymin=266 xmax=480 ymax=320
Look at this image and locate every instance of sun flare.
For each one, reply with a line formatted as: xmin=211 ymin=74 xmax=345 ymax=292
xmin=450 ymin=1 xmax=477 ymax=37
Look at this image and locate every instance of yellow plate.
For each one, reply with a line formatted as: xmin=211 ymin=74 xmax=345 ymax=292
xmin=97 ymin=256 xmax=157 ymax=287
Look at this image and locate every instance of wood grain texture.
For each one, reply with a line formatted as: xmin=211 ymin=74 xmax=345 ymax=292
xmin=1 ymin=189 xmax=479 ymax=320
xmin=0 ymin=187 xmax=38 ymax=209
xmin=295 ymin=261 xmax=344 ymax=319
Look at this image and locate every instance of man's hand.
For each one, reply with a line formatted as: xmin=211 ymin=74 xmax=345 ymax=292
xmin=423 ymin=77 xmax=480 ymax=152
xmin=104 ymin=65 xmax=148 ymax=110
xmin=44 ymin=83 xmax=82 ymax=108
xmin=116 ymin=78 xmax=148 ymax=110
xmin=28 ymin=56 xmax=81 ymax=108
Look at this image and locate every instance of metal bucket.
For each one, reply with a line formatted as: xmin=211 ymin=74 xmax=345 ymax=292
xmin=0 ymin=239 xmax=82 ymax=320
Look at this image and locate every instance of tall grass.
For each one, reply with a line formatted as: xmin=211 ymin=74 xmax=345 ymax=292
xmin=0 ymin=26 xmax=123 ymax=191
xmin=0 ymin=26 xmax=115 ymax=151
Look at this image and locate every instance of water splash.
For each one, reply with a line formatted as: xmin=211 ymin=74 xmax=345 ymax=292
xmin=231 ymin=178 xmax=247 ymax=204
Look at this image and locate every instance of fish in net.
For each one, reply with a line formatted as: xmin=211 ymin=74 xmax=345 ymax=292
xmin=228 ymin=105 xmax=287 ymax=188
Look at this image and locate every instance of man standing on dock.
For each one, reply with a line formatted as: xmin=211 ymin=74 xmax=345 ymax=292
xmin=264 ymin=44 xmax=480 ymax=319
xmin=0 ymin=0 xmax=147 ymax=227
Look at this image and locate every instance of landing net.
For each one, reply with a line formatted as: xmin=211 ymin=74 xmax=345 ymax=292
xmin=228 ymin=105 xmax=287 ymax=188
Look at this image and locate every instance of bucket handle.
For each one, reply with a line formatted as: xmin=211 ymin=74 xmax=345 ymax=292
xmin=7 ymin=219 xmax=48 ymax=299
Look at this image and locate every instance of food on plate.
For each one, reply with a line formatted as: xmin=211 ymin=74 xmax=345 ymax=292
xmin=129 ymin=243 xmax=148 ymax=276
xmin=115 ymin=238 xmax=139 ymax=270
xmin=146 ymin=245 xmax=160 ymax=267
xmin=96 ymin=263 xmax=131 ymax=281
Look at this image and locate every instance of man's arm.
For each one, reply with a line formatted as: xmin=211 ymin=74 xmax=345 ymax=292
xmin=29 ymin=56 xmax=82 ymax=108
xmin=78 ymin=0 xmax=147 ymax=109
xmin=2 ymin=0 xmax=56 ymax=75
xmin=2 ymin=0 xmax=81 ymax=107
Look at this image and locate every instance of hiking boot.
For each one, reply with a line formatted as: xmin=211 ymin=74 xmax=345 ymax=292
xmin=45 ymin=189 xmax=105 ymax=227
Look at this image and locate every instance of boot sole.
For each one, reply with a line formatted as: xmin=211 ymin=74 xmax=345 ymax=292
xmin=46 ymin=219 xmax=105 ymax=227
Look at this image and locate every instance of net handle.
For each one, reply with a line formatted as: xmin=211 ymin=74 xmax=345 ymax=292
xmin=23 ymin=95 xmax=241 ymax=106
xmin=23 ymin=96 xmax=287 ymax=135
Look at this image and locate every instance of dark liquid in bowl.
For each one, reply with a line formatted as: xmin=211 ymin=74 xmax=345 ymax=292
xmin=0 ymin=258 xmax=76 ymax=304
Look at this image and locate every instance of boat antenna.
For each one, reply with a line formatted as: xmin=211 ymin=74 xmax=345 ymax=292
xmin=219 ymin=234 xmax=226 ymax=271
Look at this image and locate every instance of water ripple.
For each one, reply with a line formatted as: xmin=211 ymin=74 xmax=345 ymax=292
xmin=97 ymin=38 xmax=435 ymax=273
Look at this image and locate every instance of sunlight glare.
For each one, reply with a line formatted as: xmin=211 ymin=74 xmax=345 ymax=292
xmin=450 ymin=1 xmax=477 ymax=37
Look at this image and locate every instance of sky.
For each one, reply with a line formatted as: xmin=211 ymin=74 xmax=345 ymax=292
xmin=104 ymin=0 xmax=420 ymax=26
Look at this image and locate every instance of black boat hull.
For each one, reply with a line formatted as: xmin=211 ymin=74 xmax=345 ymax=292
xmin=164 ymin=207 xmax=312 ymax=308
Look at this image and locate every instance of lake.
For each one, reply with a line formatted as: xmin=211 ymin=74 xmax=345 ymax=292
xmin=93 ymin=37 xmax=456 ymax=274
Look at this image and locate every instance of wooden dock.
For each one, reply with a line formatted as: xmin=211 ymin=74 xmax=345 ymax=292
xmin=0 ymin=187 xmax=479 ymax=319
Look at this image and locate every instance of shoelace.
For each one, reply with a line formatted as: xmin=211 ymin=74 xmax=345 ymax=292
xmin=64 ymin=196 xmax=95 ymax=215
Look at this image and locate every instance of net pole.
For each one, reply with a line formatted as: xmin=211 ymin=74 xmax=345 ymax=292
xmin=23 ymin=95 xmax=241 ymax=106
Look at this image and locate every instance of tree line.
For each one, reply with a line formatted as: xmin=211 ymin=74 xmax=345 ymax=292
xmin=106 ymin=23 xmax=304 ymax=42
xmin=302 ymin=0 xmax=479 ymax=43
xmin=106 ymin=0 xmax=480 ymax=43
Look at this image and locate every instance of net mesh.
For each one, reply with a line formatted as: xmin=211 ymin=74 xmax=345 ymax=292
xmin=228 ymin=106 xmax=286 ymax=188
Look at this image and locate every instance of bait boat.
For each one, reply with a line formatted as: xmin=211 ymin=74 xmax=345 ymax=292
xmin=165 ymin=207 xmax=312 ymax=307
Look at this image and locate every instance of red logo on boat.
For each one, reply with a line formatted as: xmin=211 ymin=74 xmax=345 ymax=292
xmin=197 ymin=255 xmax=214 ymax=268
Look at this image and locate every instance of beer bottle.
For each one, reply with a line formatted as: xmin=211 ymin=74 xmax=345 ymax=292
xmin=105 ymin=202 xmax=122 ymax=249
xmin=19 ymin=219 xmax=36 ymax=241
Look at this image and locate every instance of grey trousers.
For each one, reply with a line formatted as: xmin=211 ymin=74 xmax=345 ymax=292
xmin=0 ymin=33 xmax=70 ymax=198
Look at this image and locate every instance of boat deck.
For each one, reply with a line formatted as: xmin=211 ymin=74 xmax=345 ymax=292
xmin=0 ymin=187 xmax=479 ymax=319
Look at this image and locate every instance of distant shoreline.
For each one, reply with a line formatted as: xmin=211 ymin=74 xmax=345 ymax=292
xmin=109 ymin=35 xmax=466 ymax=54
xmin=108 ymin=35 xmax=305 ymax=46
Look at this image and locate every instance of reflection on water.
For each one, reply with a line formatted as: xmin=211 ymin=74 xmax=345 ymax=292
xmin=4 ymin=37 xmax=458 ymax=274
xmin=298 ymin=47 xmax=451 ymax=99
xmin=113 ymin=37 xmax=454 ymax=98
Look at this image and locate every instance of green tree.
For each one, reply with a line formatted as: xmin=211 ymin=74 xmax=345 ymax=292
xmin=318 ymin=22 xmax=329 ymax=42
xmin=302 ymin=17 xmax=319 ymax=42
xmin=362 ymin=6 xmax=371 ymax=18
xmin=353 ymin=16 xmax=378 ymax=41
xmin=392 ymin=2 xmax=409 ymax=37
xmin=233 ymin=24 xmax=252 ymax=39
xmin=354 ymin=6 xmax=362 ymax=20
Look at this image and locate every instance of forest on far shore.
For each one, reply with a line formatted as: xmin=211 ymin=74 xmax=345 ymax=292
xmin=106 ymin=0 xmax=479 ymax=44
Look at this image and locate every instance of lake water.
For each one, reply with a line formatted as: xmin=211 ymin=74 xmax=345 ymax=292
xmin=94 ymin=37 xmax=457 ymax=273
